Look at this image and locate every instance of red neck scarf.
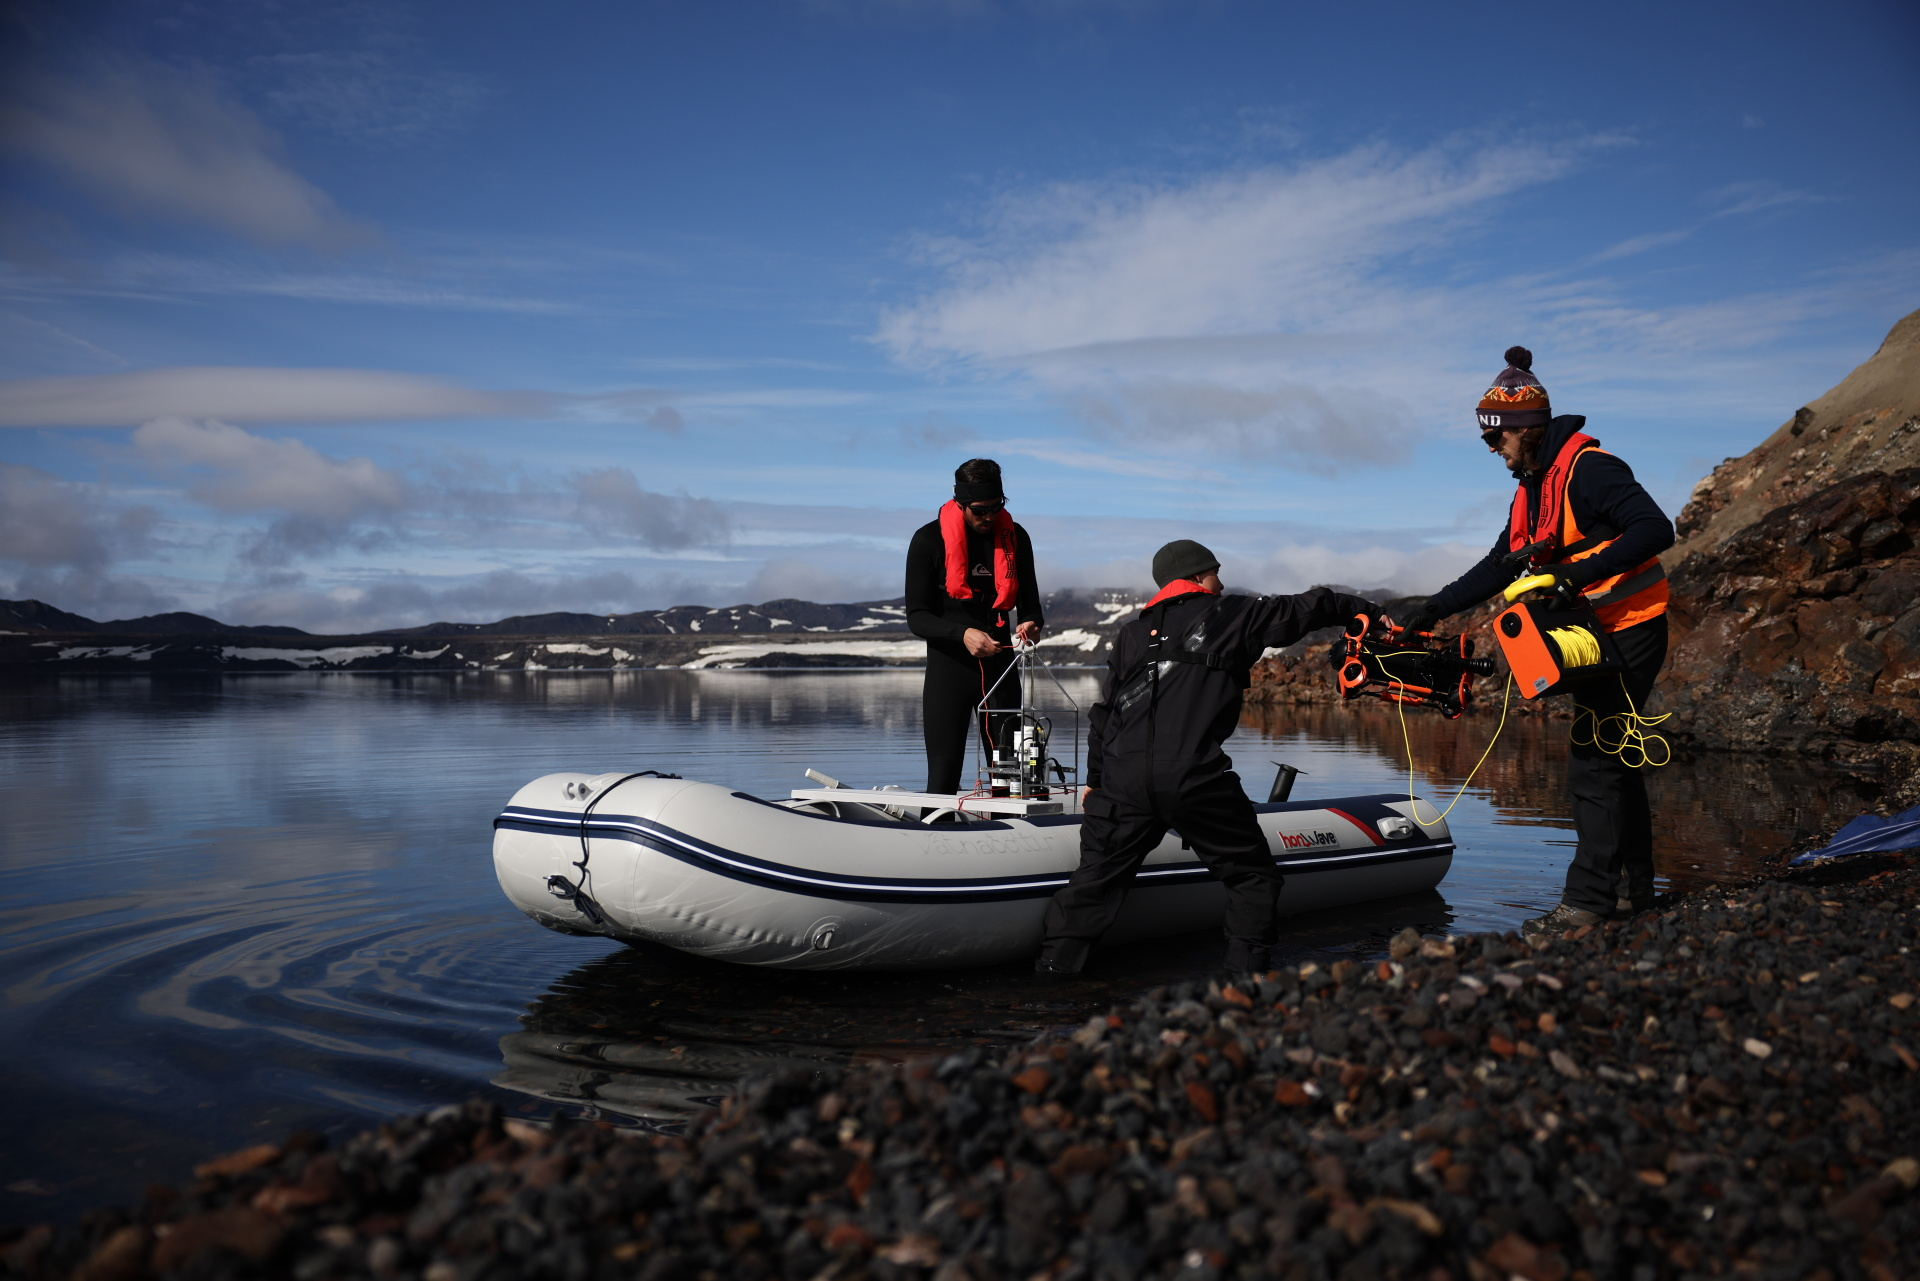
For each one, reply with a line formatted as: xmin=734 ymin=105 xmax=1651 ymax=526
xmin=939 ymin=500 xmax=1018 ymax=610
xmin=1142 ymin=578 xmax=1217 ymax=610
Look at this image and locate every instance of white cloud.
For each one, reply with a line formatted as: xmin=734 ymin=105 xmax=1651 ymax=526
xmin=569 ymin=468 xmax=732 ymax=550
xmin=133 ymin=417 xmax=410 ymax=567
xmin=0 ymin=365 xmax=714 ymax=431
xmin=134 ymin=418 xmax=408 ymax=520
xmin=0 ymin=462 xmax=172 ymax=617
xmin=0 ymin=61 xmax=373 ymax=250
xmin=875 ymin=141 xmax=1575 ymax=463
xmin=0 ymin=367 xmax=544 ymax=427
xmin=742 ymin=557 xmax=899 ymax=605
xmin=878 ymin=142 xmax=1569 ymax=364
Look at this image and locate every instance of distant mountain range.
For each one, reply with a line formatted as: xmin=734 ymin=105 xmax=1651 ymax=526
xmin=1 ymin=589 xmax=1146 ymax=639
xmin=0 ymin=589 xmax=1155 ymax=674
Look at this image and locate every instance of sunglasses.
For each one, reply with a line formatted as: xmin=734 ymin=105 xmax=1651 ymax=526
xmin=963 ymin=500 xmax=1005 ymax=515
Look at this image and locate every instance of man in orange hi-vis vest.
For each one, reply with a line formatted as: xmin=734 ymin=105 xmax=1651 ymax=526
xmin=1395 ymin=348 xmax=1674 ymax=937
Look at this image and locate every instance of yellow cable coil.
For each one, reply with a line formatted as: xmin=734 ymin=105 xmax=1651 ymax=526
xmin=1545 ymin=623 xmax=1673 ymax=768
xmin=1545 ymin=625 xmax=1602 ymax=668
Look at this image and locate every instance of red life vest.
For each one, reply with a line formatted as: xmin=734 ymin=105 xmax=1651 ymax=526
xmin=939 ymin=501 xmax=1018 ymax=611
xmin=1508 ymin=432 xmax=1668 ymax=632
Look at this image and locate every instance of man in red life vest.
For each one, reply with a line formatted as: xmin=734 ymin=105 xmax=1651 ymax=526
xmin=1035 ymin=540 xmax=1383 ymax=976
xmin=1397 ymin=347 xmax=1674 ymax=936
xmin=904 ymin=459 xmax=1044 ymax=794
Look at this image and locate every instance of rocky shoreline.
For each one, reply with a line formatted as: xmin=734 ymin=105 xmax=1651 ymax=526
xmin=9 ymin=857 xmax=1915 ymax=1281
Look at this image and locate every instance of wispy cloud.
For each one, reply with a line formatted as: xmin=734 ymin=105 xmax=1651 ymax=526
xmin=878 ymin=142 xmax=1572 ymax=364
xmin=250 ymin=49 xmax=485 ymax=146
xmin=0 ymin=60 xmax=373 ymax=250
xmin=1593 ymin=227 xmax=1697 ymax=262
xmin=0 ymin=365 xmax=733 ymax=430
xmin=981 ymin=436 xmax=1229 ymax=481
xmin=0 ymin=253 xmax=574 ymax=314
xmin=0 ymin=367 xmax=544 ymax=427
xmin=1594 ymin=179 xmax=1823 ymax=262
xmin=876 ymin=140 xmax=1578 ymax=464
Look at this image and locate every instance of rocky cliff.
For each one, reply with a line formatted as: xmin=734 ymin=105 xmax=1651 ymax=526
xmin=1658 ymin=309 xmax=1920 ymax=789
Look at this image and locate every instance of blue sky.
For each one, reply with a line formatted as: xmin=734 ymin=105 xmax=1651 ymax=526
xmin=2 ymin=0 xmax=1916 ymax=630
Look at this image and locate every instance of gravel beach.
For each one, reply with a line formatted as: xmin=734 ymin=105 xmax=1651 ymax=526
xmin=7 ymin=859 xmax=1917 ymax=1281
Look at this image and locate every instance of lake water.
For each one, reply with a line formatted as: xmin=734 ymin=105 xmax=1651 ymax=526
xmin=0 ymin=670 xmax=1869 ymax=1224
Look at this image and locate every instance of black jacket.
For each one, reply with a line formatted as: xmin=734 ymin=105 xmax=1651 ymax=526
xmin=905 ymin=518 xmax=1043 ymax=663
xmin=1087 ymin=586 xmax=1376 ymax=801
xmin=1428 ymin=414 xmax=1675 ymax=618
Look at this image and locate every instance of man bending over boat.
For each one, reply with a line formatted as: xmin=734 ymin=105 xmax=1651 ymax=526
xmin=904 ymin=459 xmax=1045 ymax=795
xmin=1036 ymin=541 xmax=1381 ymax=976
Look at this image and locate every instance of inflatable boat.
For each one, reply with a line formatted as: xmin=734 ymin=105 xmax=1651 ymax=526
xmin=491 ymin=771 xmax=1453 ymax=970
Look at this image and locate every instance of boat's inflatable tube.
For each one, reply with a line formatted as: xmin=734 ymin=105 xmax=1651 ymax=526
xmin=492 ymin=774 xmax=1453 ymax=970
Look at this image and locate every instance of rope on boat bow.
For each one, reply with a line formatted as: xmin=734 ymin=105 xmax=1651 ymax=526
xmin=547 ymin=770 xmax=680 ymax=926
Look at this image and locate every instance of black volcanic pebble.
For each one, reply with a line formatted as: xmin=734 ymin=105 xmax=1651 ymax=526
xmin=8 ymin=865 xmax=1920 ymax=1281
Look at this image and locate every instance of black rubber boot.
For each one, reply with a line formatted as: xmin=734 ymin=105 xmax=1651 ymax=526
xmin=1222 ymin=938 xmax=1271 ymax=975
xmin=1034 ymin=937 xmax=1091 ymax=978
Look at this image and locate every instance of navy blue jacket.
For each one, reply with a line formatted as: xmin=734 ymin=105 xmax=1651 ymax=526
xmin=1088 ymin=586 xmax=1375 ymax=801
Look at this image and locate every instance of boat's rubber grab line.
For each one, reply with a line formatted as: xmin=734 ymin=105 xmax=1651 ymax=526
xmin=495 ymin=807 xmax=1452 ymax=904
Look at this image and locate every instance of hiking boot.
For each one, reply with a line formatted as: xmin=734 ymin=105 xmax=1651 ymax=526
xmin=1521 ymin=903 xmax=1607 ymax=938
xmin=1613 ymin=894 xmax=1657 ymax=918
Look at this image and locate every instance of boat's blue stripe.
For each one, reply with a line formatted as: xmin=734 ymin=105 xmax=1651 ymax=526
xmin=493 ymin=806 xmax=1451 ymax=904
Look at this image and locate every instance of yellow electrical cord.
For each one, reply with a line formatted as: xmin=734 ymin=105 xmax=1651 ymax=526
xmin=1572 ymin=676 xmax=1672 ymax=769
xmin=1540 ymin=622 xmax=1672 ymax=769
xmin=1392 ymin=668 xmax=1513 ymax=827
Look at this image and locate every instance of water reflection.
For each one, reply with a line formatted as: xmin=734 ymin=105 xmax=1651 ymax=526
xmin=0 ymin=672 xmax=1872 ymax=1225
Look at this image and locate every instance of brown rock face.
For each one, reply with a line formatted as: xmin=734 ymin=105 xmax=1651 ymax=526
xmin=1660 ymin=306 xmax=1920 ymax=793
xmin=1661 ymin=466 xmax=1920 ymax=763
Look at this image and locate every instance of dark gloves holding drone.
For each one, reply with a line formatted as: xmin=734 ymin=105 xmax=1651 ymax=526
xmin=1393 ymin=600 xmax=1441 ymax=636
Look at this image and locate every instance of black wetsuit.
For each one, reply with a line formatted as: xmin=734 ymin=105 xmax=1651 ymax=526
xmin=1427 ymin=414 xmax=1676 ymax=915
xmin=904 ymin=519 xmax=1043 ymax=794
xmin=1041 ymin=585 xmax=1377 ymax=969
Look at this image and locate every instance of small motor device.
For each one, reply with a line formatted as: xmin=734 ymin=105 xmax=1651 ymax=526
xmin=1332 ymin=613 xmax=1494 ymax=719
xmin=988 ymin=723 xmax=1055 ymax=798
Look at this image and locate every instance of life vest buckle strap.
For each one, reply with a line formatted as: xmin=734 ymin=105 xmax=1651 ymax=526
xmin=1581 ymin=561 xmax=1667 ymax=607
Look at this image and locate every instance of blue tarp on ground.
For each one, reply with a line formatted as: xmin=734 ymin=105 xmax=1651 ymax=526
xmin=1788 ymin=802 xmax=1920 ymax=866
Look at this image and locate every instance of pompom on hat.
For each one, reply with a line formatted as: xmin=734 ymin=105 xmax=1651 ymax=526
xmin=1476 ymin=345 xmax=1551 ymax=433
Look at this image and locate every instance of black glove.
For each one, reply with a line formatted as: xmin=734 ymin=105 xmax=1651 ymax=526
xmin=1394 ymin=601 xmax=1440 ymax=635
xmin=1531 ymin=567 xmax=1589 ymax=607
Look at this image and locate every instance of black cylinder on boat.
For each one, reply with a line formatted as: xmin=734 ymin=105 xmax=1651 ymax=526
xmin=1268 ymin=763 xmax=1300 ymax=803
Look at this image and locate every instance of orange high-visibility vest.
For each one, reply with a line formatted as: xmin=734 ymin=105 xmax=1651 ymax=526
xmin=1508 ymin=433 xmax=1668 ymax=632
